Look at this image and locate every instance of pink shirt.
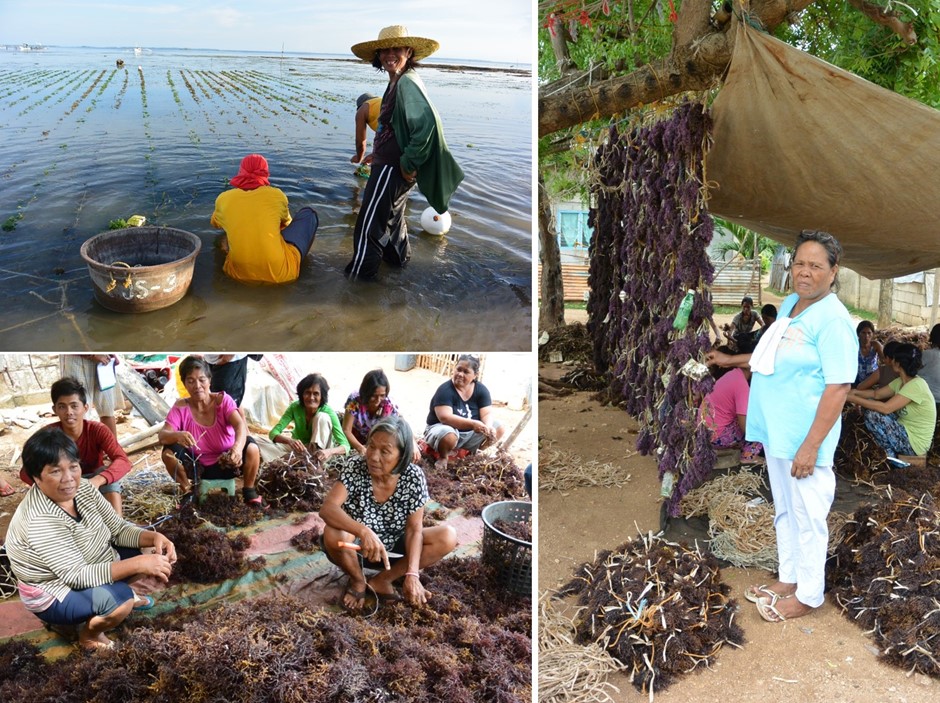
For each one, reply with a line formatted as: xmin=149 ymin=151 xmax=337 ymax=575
xmin=700 ymin=368 xmax=750 ymax=433
xmin=164 ymin=393 xmax=238 ymax=466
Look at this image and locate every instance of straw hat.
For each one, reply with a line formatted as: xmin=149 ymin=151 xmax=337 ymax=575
xmin=351 ymin=25 xmax=440 ymax=62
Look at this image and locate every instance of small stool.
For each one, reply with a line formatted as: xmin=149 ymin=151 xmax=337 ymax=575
xmin=197 ymin=478 xmax=236 ymax=502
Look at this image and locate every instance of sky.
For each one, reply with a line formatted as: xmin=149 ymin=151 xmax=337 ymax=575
xmin=0 ymin=0 xmax=533 ymax=64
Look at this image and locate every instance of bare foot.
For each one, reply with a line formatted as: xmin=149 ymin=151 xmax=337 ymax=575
xmin=433 ymin=457 xmax=448 ymax=471
xmin=79 ymin=631 xmax=113 ymax=651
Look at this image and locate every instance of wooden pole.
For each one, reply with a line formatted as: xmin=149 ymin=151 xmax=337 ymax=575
xmin=119 ymin=422 xmax=162 ymax=448
xmin=500 ymin=406 xmax=532 ymax=452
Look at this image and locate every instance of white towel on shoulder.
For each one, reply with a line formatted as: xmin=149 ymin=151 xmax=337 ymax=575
xmin=749 ymin=317 xmax=791 ymax=376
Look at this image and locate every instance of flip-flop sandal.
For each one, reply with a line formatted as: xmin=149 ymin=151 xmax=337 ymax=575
xmin=81 ymin=640 xmax=116 ymax=652
xmin=756 ymin=594 xmax=789 ymax=622
xmin=341 ymin=584 xmax=379 ymax=617
xmin=744 ymin=584 xmax=786 ymax=604
xmin=133 ymin=594 xmax=155 ymax=611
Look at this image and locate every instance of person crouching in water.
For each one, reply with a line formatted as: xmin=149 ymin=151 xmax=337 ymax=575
xmin=212 ymin=154 xmax=318 ymax=284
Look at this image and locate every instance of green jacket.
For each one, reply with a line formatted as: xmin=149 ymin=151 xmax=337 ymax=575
xmin=391 ymin=71 xmax=464 ymax=214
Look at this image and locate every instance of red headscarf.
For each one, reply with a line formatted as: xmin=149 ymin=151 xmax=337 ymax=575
xmin=230 ymin=154 xmax=270 ymax=190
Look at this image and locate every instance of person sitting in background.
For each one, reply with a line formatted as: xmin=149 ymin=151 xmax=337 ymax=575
xmin=159 ymin=356 xmax=263 ymax=508
xmin=853 ymin=321 xmax=882 ymax=387
xmin=211 ymin=154 xmax=319 ymax=284
xmin=917 ymin=324 xmax=940 ymax=404
xmin=423 ymin=354 xmax=504 ymax=470
xmin=342 ymin=369 xmax=401 ymax=455
xmin=847 ymin=342 xmax=937 ymax=457
xmin=753 ymin=304 xmax=777 ymax=345
xmin=729 ymin=296 xmax=763 ymax=352
xmin=5 ymin=428 xmax=176 ymax=651
xmin=857 ymin=339 xmax=900 ymax=391
xmin=18 ymin=377 xmax=131 ymax=516
xmin=700 ymin=356 xmax=763 ymax=463
xmin=351 ymin=92 xmax=381 ymax=165
xmin=320 ymin=417 xmax=456 ymax=611
xmin=270 ymin=374 xmax=350 ymax=462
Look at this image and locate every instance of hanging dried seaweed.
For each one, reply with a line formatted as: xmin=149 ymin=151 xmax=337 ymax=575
xmin=586 ymin=103 xmax=717 ymax=515
xmin=557 ymin=533 xmax=743 ymax=698
xmin=257 ymin=451 xmax=328 ymax=513
xmin=0 ymin=556 xmax=530 ymax=703
xmin=422 ymin=449 xmax=527 ymax=517
xmin=289 ymin=525 xmax=324 ymax=552
xmin=827 ymin=490 xmax=940 ymax=677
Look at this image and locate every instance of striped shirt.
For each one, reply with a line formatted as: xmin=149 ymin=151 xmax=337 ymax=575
xmin=5 ymin=480 xmax=144 ymax=605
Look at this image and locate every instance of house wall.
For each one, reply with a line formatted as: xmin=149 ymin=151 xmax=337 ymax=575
xmin=837 ymin=268 xmax=939 ymax=327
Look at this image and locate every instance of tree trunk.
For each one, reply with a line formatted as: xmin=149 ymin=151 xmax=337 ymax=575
xmin=878 ymin=278 xmax=894 ymax=328
xmin=538 ymin=173 xmax=565 ymax=331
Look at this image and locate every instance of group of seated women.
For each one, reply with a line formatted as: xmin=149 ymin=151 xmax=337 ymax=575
xmin=3 ymin=353 xmax=507 ymax=646
xmin=846 ymin=322 xmax=940 ymax=458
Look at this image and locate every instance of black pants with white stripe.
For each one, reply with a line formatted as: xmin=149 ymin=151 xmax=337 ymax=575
xmin=345 ymin=164 xmax=414 ymax=280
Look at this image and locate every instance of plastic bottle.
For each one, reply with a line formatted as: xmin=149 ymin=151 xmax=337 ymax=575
xmin=672 ymin=289 xmax=696 ymax=330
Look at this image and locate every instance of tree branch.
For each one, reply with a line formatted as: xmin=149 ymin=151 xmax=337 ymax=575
xmin=845 ymin=0 xmax=917 ymax=44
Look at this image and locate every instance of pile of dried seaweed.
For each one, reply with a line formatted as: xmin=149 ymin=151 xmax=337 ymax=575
xmin=559 ymin=366 xmax=607 ymax=391
xmin=871 ymin=465 xmax=940 ymax=498
xmin=423 ymin=449 xmax=526 ymax=517
xmin=539 ymin=445 xmax=633 ymax=491
xmin=827 ymin=490 xmax=940 ymax=676
xmin=0 ymin=557 xmax=530 ymax=703
xmin=538 ymin=322 xmax=593 ymax=363
xmin=157 ymin=510 xmax=263 ymax=583
xmin=189 ymin=492 xmax=262 ymax=529
xmin=557 ymin=533 xmax=743 ymax=698
xmin=289 ymin=525 xmax=323 ymax=552
xmin=257 ymin=451 xmax=328 ymax=513
xmin=834 ymin=406 xmax=890 ymax=481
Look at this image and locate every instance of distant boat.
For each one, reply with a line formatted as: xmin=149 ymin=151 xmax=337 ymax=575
xmin=18 ymin=43 xmax=30 ymax=52
xmin=134 ymin=47 xmax=143 ymax=56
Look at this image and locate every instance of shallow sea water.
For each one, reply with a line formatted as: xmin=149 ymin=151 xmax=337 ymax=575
xmin=0 ymin=47 xmax=532 ymax=351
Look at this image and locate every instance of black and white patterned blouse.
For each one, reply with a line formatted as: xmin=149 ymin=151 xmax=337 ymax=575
xmin=340 ymin=455 xmax=429 ymax=550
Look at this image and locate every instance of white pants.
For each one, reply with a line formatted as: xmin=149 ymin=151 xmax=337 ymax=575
xmin=765 ymin=455 xmax=835 ymax=607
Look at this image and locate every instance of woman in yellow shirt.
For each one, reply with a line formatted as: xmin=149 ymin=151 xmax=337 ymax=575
xmin=211 ymin=154 xmax=318 ymax=284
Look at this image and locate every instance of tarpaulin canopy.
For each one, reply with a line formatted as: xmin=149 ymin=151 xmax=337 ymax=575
xmin=706 ymin=23 xmax=940 ymax=279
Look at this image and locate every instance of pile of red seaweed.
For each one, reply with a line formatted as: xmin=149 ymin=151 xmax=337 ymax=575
xmin=188 ymin=492 xmax=262 ymax=529
xmin=586 ymin=102 xmax=717 ymax=515
xmin=157 ymin=511 xmax=263 ymax=584
xmin=289 ymin=525 xmax=324 ymax=552
xmin=257 ymin=451 xmax=329 ymax=513
xmin=0 ymin=557 xmax=530 ymax=703
xmin=493 ymin=517 xmax=532 ymax=543
xmin=422 ymin=449 xmax=527 ymax=517
xmin=827 ymin=490 xmax=940 ymax=676
xmin=558 ymin=533 xmax=743 ymax=697
xmin=871 ymin=465 xmax=940 ymax=499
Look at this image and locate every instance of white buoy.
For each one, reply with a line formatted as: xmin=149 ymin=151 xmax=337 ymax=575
xmin=420 ymin=207 xmax=452 ymax=236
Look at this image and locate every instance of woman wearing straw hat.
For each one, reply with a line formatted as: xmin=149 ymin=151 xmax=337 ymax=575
xmin=345 ymin=25 xmax=464 ymax=281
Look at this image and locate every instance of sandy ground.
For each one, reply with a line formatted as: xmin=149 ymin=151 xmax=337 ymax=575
xmin=537 ymin=347 xmax=939 ymax=703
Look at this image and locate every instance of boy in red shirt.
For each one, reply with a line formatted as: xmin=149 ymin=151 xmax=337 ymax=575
xmin=20 ymin=377 xmax=131 ymax=515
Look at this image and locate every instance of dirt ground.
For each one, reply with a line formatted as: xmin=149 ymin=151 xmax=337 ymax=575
xmin=537 ymin=346 xmax=939 ymax=703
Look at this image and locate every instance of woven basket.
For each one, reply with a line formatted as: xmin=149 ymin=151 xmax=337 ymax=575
xmin=481 ymin=500 xmax=532 ymax=596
